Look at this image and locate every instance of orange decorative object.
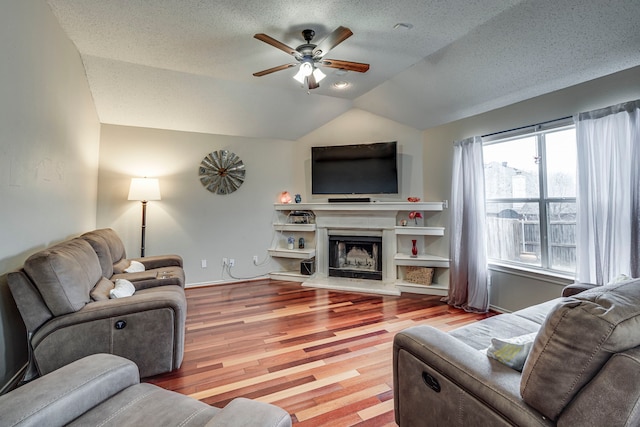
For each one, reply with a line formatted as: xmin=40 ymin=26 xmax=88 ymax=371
xmin=407 ymin=197 xmax=421 ymax=202
xmin=279 ymin=191 xmax=292 ymax=204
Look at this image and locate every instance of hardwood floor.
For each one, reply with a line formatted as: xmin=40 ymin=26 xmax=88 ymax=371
xmin=146 ymin=279 xmax=493 ymax=426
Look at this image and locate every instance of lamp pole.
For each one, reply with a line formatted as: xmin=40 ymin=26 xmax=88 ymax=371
xmin=140 ymin=200 xmax=148 ymax=257
xmin=128 ymin=177 xmax=161 ymax=258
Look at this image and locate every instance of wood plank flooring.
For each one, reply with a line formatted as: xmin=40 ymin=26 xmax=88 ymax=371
xmin=146 ymin=279 xmax=493 ymax=426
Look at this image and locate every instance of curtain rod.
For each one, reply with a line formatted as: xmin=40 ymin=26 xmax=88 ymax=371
xmin=481 ymin=115 xmax=573 ymax=139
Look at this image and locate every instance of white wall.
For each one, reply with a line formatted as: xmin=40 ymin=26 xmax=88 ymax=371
xmin=423 ymin=66 xmax=640 ymax=311
xmin=0 ymin=1 xmax=100 ymax=390
xmin=96 ymin=109 xmax=428 ymax=287
xmin=97 ymin=125 xmax=297 ymax=285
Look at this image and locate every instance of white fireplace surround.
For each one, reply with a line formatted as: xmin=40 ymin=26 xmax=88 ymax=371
xmin=317 ymin=212 xmax=397 ymax=282
xmin=276 ymin=201 xmax=447 ymax=295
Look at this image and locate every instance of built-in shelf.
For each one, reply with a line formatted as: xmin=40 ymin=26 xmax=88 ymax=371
xmin=273 ymin=223 xmax=316 ymax=232
xmin=270 ymin=200 xmax=449 ymax=296
xmin=394 ymin=226 xmax=444 ymax=236
xmin=394 ymin=253 xmax=450 ymax=268
xmin=395 ymin=281 xmax=449 ymax=296
xmin=268 ymin=248 xmax=316 ymax=259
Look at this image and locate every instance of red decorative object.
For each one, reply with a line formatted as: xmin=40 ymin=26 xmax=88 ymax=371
xmin=411 ymin=239 xmax=418 ymax=257
xmin=408 ymin=211 xmax=423 ymax=225
xmin=407 ymin=197 xmax=421 ymax=202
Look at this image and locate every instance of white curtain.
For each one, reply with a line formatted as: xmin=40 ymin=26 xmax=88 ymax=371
xmin=575 ymin=100 xmax=640 ymax=285
xmin=446 ymin=136 xmax=489 ymax=312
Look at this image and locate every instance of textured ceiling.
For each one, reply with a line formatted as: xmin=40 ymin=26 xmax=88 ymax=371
xmin=47 ymin=0 xmax=640 ymax=140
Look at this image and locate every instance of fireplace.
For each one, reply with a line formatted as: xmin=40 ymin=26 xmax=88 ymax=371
xmin=328 ymin=234 xmax=382 ymax=280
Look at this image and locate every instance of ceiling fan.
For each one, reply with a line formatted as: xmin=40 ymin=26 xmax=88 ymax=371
xmin=253 ymin=26 xmax=370 ymax=90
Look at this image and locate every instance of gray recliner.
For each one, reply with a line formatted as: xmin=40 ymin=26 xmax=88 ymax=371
xmin=393 ymin=279 xmax=640 ymax=426
xmin=0 ymin=353 xmax=291 ymax=427
xmin=8 ymin=233 xmax=186 ymax=380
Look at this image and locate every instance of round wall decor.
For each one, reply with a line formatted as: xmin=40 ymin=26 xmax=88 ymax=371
xmin=198 ymin=150 xmax=246 ymax=194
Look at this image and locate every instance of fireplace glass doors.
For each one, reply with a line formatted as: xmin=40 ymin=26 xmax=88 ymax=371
xmin=328 ymin=235 xmax=382 ymax=280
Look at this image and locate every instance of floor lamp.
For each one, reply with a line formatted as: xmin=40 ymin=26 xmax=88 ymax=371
xmin=128 ymin=177 xmax=161 ymax=257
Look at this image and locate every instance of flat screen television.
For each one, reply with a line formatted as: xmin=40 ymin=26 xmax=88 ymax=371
xmin=311 ymin=141 xmax=398 ymax=195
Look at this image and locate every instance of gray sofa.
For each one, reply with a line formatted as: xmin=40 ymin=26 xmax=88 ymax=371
xmin=8 ymin=228 xmax=187 ymax=380
xmin=0 ymin=353 xmax=291 ymax=427
xmin=393 ymin=279 xmax=640 ymax=426
xmin=81 ymin=228 xmax=185 ymax=289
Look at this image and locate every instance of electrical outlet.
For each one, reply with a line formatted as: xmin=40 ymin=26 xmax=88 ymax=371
xmin=229 ymin=258 xmax=235 ymax=267
xmin=222 ymin=257 xmax=228 ymax=266
xmin=253 ymin=255 xmax=258 ymax=264
xmin=201 ymin=259 xmax=207 ymax=268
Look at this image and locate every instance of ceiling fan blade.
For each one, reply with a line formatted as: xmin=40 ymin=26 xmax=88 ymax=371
xmin=320 ymin=59 xmax=370 ymax=73
xmin=307 ymin=73 xmax=320 ymax=90
xmin=312 ymin=26 xmax=353 ymax=57
xmin=254 ymin=33 xmax=299 ymax=58
xmin=253 ymin=63 xmax=297 ymax=77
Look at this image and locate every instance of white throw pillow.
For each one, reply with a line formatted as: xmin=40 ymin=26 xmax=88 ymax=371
xmin=485 ymin=332 xmax=538 ymax=371
xmin=109 ymin=279 xmax=136 ymax=299
xmin=124 ymin=260 xmax=145 ymax=273
xmin=608 ymin=273 xmax=631 ymax=284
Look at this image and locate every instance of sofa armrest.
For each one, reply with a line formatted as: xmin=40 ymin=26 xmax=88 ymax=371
xmin=0 ymin=354 xmax=139 ymax=427
xmin=561 ymin=282 xmax=598 ymax=297
xmin=205 ymin=397 xmax=292 ymax=427
xmin=132 ymin=254 xmax=183 ymax=269
xmin=394 ymin=326 xmax=552 ymax=427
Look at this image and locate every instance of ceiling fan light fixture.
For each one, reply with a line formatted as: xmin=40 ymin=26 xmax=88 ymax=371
xmin=293 ymin=67 xmax=306 ymax=84
xmin=313 ymin=67 xmax=326 ymax=83
xmin=254 ymin=26 xmax=369 ymax=88
xmin=293 ymin=61 xmax=313 ymax=83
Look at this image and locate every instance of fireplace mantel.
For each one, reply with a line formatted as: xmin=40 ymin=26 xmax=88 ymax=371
xmin=275 ymin=201 xmax=446 ymax=212
xmin=270 ymin=201 xmax=449 ymax=296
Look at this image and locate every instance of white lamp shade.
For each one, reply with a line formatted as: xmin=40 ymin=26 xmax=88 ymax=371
xmin=128 ymin=178 xmax=161 ymax=201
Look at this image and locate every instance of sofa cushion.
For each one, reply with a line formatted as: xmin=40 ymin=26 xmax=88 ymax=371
xmin=520 ymin=279 xmax=640 ymax=420
xmin=7 ymin=270 xmax=54 ymax=333
xmin=24 ymin=239 xmax=102 ymax=316
xmin=94 ymin=228 xmax=127 ymax=262
xmin=81 ymin=229 xmax=121 ymax=277
xmin=113 ymin=258 xmax=130 ymax=275
xmin=90 ymin=277 xmax=115 ymax=301
xmin=449 ymin=313 xmax=541 ymax=351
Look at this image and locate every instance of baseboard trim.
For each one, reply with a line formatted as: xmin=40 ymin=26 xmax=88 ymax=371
xmin=185 ymin=276 xmax=270 ymax=289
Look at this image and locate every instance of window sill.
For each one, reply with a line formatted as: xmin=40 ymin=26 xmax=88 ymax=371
xmin=488 ymin=261 xmax=575 ymax=286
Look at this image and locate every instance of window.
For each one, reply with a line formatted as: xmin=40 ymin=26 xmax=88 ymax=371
xmin=483 ymin=120 xmax=576 ymax=274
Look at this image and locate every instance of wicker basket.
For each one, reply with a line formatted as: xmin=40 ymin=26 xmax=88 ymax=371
xmin=404 ymin=266 xmax=434 ymax=286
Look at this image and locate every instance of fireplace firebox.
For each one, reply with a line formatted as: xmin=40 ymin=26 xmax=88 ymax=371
xmin=328 ymin=235 xmax=382 ymax=280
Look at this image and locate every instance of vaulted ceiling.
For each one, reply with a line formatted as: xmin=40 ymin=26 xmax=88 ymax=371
xmin=47 ymin=0 xmax=640 ymax=140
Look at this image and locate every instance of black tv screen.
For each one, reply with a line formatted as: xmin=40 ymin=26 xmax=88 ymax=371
xmin=311 ymin=141 xmax=398 ymax=195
